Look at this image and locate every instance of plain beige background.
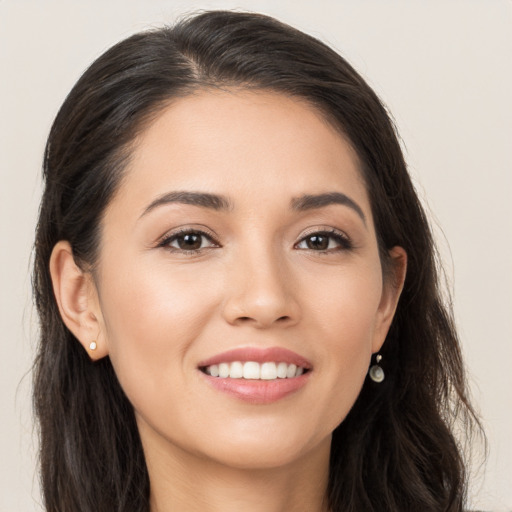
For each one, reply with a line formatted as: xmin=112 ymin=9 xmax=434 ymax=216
xmin=1 ymin=0 xmax=511 ymax=510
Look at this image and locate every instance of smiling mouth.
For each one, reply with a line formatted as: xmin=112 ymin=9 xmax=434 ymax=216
xmin=198 ymin=348 xmax=312 ymax=403
xmin=200 ymin=361 xmax=309 ymax=380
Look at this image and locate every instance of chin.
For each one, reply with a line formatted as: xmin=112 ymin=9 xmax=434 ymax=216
xmin=194 ymin=422 xmax=333 ymax=471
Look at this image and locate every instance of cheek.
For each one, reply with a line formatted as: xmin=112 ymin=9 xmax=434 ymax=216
xmin=97 ymin=258 xmax=220 ymax=399
xmin=301 ymin=262 xmax=382 ymax=424
xmin=305 ymin=259 xmax=383 ymax=344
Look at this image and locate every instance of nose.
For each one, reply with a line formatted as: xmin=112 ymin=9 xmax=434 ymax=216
xmin=221 ymin=246 xmax=301 ymax=329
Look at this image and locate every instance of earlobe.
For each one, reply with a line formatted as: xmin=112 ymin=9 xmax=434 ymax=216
xmin=372 ymin=246 xmax=407 ymax=353
xmin=49 ymin=241 xmax=108 ymax=360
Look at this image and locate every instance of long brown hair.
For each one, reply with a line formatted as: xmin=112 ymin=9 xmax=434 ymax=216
xmin=33 ymin=10 xmax=481 ymax=511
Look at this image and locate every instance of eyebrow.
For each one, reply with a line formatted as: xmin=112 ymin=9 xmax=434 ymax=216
xmin=140 ymin=191 xmax=233 ymax=218
xmin=291 ymin=192 xmax=366 ymax=224
xmin=140 ymin=190 xmax=366 ymax=224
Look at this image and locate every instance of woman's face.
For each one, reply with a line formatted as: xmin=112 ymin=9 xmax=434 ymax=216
xmin=91 ymin=90 xmax=403 ymax=470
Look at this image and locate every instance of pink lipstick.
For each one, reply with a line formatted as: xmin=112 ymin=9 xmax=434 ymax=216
xmin=197 ymin=347 xmax=312 ymax=404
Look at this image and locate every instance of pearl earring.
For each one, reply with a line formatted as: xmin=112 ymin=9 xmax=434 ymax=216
xmin=369 ymin=354 xmax=385 ymax=383
xmin=89 ymin=341 xmax=97 ymax=351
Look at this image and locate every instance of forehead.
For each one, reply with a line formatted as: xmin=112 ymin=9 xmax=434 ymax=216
xmin=113 ymin=89 xmax=369 ymax=215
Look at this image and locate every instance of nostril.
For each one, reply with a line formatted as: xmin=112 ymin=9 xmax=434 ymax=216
xmin=237 ymin=315 xmax=291 ymax=324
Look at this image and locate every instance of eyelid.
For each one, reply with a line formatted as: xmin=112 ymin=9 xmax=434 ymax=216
xmin=294 ymin=227 xmax=353 ymax=251
xmin=156 ymin=225 xmax=220 ymax=250
xmin=154 ymin=225 xmax=353 ymax=253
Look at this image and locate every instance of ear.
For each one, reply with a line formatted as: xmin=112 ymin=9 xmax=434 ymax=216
xmin=49 ymin=241 xmax=108 ymax=360
xmin=372 ymin=246 xmax=407 ymax=353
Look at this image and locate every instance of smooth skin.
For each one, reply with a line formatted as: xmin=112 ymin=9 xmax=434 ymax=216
xmin=50 ymin=90 xmax=407 ymax=512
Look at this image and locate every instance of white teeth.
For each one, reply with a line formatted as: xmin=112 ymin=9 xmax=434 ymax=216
xmin=229 ymin=361 xmax=243 ymax=378
xmin=243 ymin=361 xmax=260 ymax=379
xmin=260 ymin=362 xmax=277 ymax=380
xmin=286 ymin=364 xmax=297 ymax=378
xmin=203 ymin=361 xmax=307 ymax=380
xmin=218 ymin=363 xmax=230 ymax=378
xmin=277 ymin=362 xmax=288 ymax=378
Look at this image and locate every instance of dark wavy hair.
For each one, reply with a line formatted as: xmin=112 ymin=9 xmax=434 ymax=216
xmin=33 ymin=10 xmax=481 ymax=512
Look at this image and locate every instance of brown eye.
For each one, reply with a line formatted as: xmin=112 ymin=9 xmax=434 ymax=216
xmin=176 ymin=233 xmax=203 ymax=250
xmin=305 ymin=235 xmax=329 ymax=250
xmin=296 ymin=230 xmax=352 ymax=252
xmin=161 ymin=230 xmax=218 ymax=253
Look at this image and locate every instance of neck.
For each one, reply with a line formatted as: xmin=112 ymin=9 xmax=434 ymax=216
xmin=142 ymin=427 xmax=331 ymax=512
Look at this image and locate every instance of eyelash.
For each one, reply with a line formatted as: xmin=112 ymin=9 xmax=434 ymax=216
xmin=294 ymin=229 xmax=353 ymax=253
xmin=158 ymin=228 xmax=220 ymax=255
xmin=158 ymin=228 xmax=353 ymax=254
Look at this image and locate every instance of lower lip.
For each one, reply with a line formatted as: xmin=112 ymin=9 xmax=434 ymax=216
xmin=199 ymin=372 xmax=311 ymax=404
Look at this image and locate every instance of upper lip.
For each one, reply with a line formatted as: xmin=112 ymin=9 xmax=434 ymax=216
xmin=197 ymin=346 xmax=313 ymax=370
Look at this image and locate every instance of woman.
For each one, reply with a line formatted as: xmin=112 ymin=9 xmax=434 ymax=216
xmin=33 ymin=10 xmax=480 ymax=512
